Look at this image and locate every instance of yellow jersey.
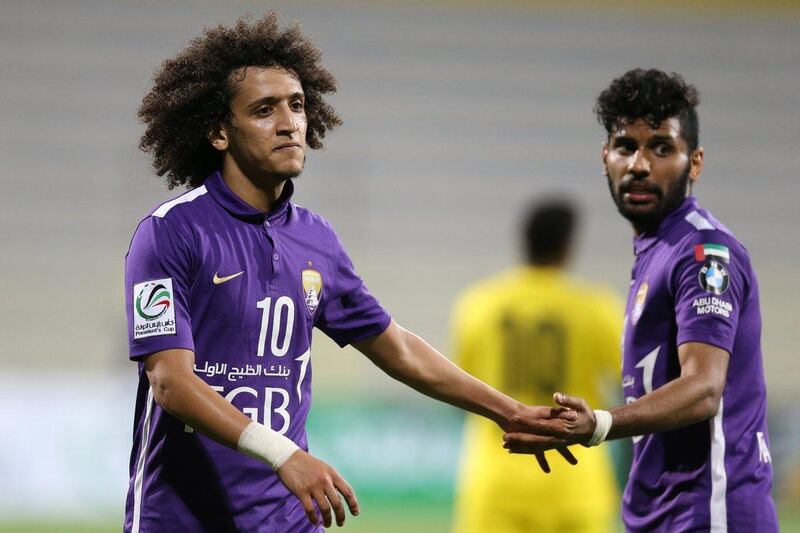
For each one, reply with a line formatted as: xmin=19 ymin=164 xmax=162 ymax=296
xmin=451 ymin=266 xmax=623 ymax=533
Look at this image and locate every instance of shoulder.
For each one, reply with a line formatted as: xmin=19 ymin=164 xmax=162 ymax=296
xmin=147 ymin=185 xmax=212 ymax=225
xmin=289 ymin=203 xmax=340 ymax=243
xmin=128 ymin=186 xmax=210 ymax=254
xmin=463 ymin=269 xmax=518 ymax=297
xmin=666 ymin=205 xmax=754 ymax=297
xmin=149 ymin=185 xmax=210 ymax=218
xmin=131 ymin=185 xmax=212 ymax=237
xmin=455 ymin=270 xmax=519 ymax=313
xmin=672 ymin=205 xmax=751 ymax=266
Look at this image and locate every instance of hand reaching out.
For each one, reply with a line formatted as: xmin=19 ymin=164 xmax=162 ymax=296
xmin=502 ymin=393 xmax=599 ymax=463
xmin=501 ymin=403 xmax=581 ymax=472
xmin=552 ymin=392 xmax=599 ymax=442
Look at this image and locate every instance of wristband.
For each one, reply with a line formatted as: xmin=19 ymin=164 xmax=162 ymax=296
xmin=587 ymin=409 xmax=612 ymax=447
xmin=237 ymin=421 xmax=300 ymax=470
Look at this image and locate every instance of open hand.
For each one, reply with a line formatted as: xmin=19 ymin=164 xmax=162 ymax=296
xmin=276 ymin=450 xmax=359 ymax=528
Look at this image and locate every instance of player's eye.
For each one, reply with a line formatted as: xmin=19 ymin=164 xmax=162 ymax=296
xmin=290 ymin=100 xmax=305 ymax=111
xmin=256 ymin=106 xmax=273 ymax=116
xmin=614 ymin=140 xmax=636 ymax=154
xmin=653 ymin=143 xmax=673 ymax=156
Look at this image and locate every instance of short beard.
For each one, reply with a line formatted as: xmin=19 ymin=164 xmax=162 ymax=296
xmin=246 ymin=156 xmax=305 ymax=184
xmin=275 ymin=153 xmax=306 ymax=180
xmin=273 ymin=167 xmax=302 ymax=180
xmin=607 ymin=163 xmax=691 ymax=234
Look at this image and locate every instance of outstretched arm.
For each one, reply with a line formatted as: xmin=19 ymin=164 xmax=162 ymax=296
xmin=503 ymin=342 xmax=730 ymax=452
xmin=144 ymin=349 xmax=358 ymax=528
xmin=353 ymin=321 xmax=578 ymax=471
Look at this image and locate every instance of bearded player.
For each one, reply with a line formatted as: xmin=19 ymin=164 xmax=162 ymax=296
xmin=504 ymin=69 xmax=778 ymax=532
xmin=123 ymin=13 xmax=574 ymax=533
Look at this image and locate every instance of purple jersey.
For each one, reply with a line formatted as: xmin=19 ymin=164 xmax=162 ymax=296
xmin=620 ymin=196 xmax=777 ymax=532
xmin=123 ymin=171 xmax=391 ymax=532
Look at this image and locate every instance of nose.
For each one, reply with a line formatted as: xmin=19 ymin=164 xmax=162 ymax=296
xmin=628 ymin=150 xmax=650 ymax=177
xmin=275 ymin=105 xmax=298 ymax=135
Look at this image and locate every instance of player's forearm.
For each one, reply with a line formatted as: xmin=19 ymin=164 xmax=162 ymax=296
xmin=607 ymin=374 xmax=721 ymax=440
xmin=147 ymin=355 xmax=251 ymax=449
xmin=358 ymin=323 xmax=521 ymax=427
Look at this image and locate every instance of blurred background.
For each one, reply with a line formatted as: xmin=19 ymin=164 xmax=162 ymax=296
xmin=1 ymin=0 xmax=798 ymax=531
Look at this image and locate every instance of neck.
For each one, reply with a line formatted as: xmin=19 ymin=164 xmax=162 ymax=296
xmin=631 ymin=193 xmax=692 ymax=236
xmin=631 ymin=222 xmax=651 ymax=237
xmin=528 ymin=257 xmax=568 ymax=270
xmin=221 ymin=157 xmax=286 ymax=213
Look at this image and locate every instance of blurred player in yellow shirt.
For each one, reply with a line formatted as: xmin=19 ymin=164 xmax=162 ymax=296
xmin=452 ymin=198 xmax=623 ymax=533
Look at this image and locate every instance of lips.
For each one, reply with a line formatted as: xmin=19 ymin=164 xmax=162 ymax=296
xmin=274 ymin=143 xmax=301 ymax=151
xmin=625 ymin=191 xmax=657 ymax=203
xmin=620 ymin=183 xmax=660 ymax=204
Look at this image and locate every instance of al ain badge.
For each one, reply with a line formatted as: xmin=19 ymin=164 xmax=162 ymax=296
xmin=302 ymin=269 xmax=322 ymax=315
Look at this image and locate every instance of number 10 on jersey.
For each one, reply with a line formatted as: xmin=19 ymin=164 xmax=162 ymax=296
xmin=256 ymin=296 xmax=295 ymax=357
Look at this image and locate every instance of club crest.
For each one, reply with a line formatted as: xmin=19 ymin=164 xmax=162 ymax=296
xmin=632 ymin=281 xmax=648 ymax=324
xmin=302 ymin=269 xmax=322 ymax=315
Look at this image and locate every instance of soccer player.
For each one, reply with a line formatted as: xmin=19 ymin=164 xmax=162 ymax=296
xmin=503 ymin=69 xmax=779 ymax=532
xmin=451 ymin=199 xmax=623 ymax=533
xmin=124 ymin=13 xmax=573 ymax=532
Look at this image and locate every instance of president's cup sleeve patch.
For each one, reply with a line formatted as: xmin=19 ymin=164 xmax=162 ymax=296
xmin=133 ymin=278 xmax=177 ymax=339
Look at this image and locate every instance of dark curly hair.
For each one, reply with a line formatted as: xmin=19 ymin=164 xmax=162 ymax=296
xmin=138 ymin=12 xmax=341 ymax=189
xmin=594 ymin=68 xmax=700 ymax=152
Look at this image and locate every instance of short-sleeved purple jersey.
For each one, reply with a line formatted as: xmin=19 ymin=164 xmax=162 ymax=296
xmin=620 ymin=196 xmax=777 ymax=532
xmin=123 ymin=171 xmax=391 ymax=532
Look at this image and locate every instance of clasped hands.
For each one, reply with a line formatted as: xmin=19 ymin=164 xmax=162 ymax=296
xmin=501 ymin=392 xmax=597 ymax=473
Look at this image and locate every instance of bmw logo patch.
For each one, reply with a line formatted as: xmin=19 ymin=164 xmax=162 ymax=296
xmin=698 ymin=259 xmax=730 ymax=295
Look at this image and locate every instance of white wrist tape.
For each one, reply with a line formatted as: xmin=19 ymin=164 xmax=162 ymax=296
xmin=237 ymin=421 xmax=300 ymax=470
xmin=587 ymin=410 xmax=612 ymax=447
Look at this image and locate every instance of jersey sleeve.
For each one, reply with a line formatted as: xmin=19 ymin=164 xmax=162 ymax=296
xmin=672 ymin=233 xmax=747 ymax=354
xmin=125 ymin=216 xmax=196 ymax=360
xmin=315 ymin=233 xmax=391 ymax=347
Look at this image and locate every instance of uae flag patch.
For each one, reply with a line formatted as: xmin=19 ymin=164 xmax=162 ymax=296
xmin=694 ymin=243 xmax=729 ymax=263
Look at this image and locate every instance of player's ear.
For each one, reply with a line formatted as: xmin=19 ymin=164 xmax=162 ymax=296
xmin=208 ymin=123 xmax=229 ymax=151
xmin=601 ymin=142 xmax=609 ymax=177
xmin=689 ymin=147 xmax=704 ymax=184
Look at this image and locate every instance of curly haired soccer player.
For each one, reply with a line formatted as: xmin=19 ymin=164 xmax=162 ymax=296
xmin=504 ymin=69 xmax=779 ymax=532
xmin=123 ymin=13 xmax=575 ymax=532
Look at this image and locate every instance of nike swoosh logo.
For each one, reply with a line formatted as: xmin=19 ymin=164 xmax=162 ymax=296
xmin=213 ymin=271 xmax=244 ymax=285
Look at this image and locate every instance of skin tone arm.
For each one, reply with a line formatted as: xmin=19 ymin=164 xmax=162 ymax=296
xmin=145 ymin=349 xmax=358 ymax=528
xmin=354 ymin=320 xmax=578 ymax=472
xmin=502 ymin=342 xmax=730 ymax=451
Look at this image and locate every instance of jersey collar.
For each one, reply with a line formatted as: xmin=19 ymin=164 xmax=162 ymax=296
xmin=204 ymin=170 xmax=294 ymax=224
xmin=633 ymin=196 xmax=698 ymax=256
